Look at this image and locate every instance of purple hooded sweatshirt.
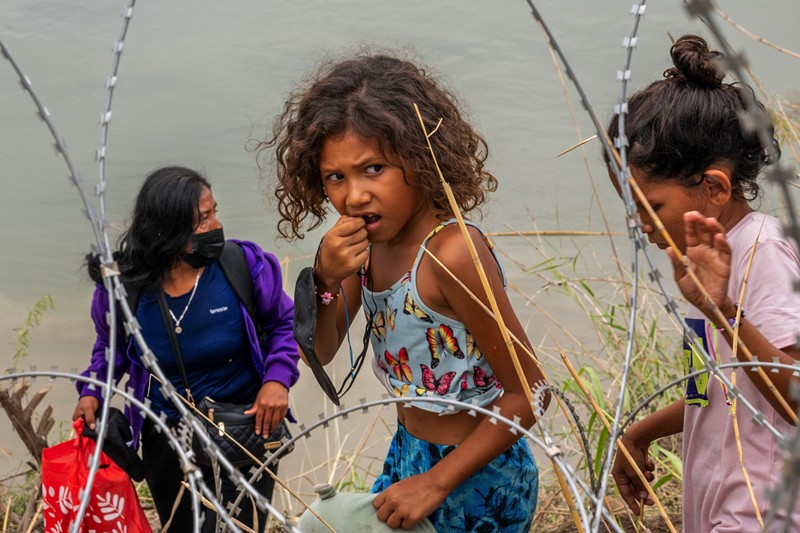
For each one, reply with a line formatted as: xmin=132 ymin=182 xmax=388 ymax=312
xmin=76 ymin=239 xmax=299 ymax=447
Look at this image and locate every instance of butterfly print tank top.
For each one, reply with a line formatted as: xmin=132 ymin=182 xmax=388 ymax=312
xmin=363 ymin=219 xmax=506 ymax=414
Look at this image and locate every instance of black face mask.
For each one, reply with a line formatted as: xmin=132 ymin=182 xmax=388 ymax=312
xmin=183 ymin=227 xmax=225 ymax=268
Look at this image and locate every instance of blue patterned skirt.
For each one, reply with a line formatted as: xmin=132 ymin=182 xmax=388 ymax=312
xmin=371 ymin=423 xmax=538 ymax=532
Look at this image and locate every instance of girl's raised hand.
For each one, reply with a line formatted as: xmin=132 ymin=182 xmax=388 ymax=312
xmin=667 ymin=211 xmax=732 ymax=315
xmin=315 ymin=215 xmax=369 ymax=287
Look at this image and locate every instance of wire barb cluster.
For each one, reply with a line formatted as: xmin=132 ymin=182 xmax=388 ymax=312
xmin=2 ymin=2 xmax=799 ymax=532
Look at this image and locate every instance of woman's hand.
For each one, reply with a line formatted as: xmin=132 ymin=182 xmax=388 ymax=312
xmin=372 ymin=472 xmax=447 ymax=529
xmin=315 ymin=215 xmax=369 ymax=289
xmin=72 ymin=396 xmax=100 ymax=430
xmin=611 ymin=431 xmax=656 ymax=515
xmin=667 ymin=211 xmax=732 ymax=315
xmin=245 ymin=381 xmax=289 ymax=437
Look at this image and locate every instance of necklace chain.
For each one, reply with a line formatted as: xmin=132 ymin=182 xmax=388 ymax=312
xmin=168 ymin=270 xmax=201 ymax=334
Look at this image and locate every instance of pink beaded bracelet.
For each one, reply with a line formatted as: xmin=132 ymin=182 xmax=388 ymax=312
xmin=316 ymin=286 xmax=339 ymax=306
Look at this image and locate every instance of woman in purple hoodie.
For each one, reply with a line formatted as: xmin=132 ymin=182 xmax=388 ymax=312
xmin=72 ymin=166 xmax=298 ymax=532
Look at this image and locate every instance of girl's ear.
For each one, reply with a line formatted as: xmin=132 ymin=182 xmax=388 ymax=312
xmin=701 ymin=164 xmax=734 ymax=207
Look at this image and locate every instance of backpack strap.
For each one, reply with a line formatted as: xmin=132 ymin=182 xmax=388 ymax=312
xmin=120 ymin=241 xmax=259 ymax=331
xmin=218 ymin=241 xmax=258 ymax=326
xmin=123 ymin=283 xmax=140 ymax=319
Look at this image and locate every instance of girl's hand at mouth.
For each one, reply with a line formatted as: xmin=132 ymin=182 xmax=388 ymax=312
xmin=315 ymin=215 xmax=370 ymax=288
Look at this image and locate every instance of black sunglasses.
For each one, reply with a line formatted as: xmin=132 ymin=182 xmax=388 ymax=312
xmin=293 ymin=266 xmax=371 ymax=405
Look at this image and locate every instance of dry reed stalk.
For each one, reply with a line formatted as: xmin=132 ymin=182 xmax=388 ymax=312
xmin=327 ymin=436 xmax=355 ymax=485
xmin=636 ymin=496 xmax=645 ymax=532
xmin=276 ymin=390 xmax=390 ymax=520
xmin=722 ymin=217 xmax=763 ymax=526
xmin=539 ymin=30 xmax=628 ymax=291
xmin=508 ymin=274 xmax=625 ymax=363
xmin=556 ymin=135 xmax=598 ymax=157
xmin=332 ymin=406 xmax=385 ymax=488
xmin=509 ymin=264 xmax=680 ymax=434
xmin=488 ymin=230 xmax=624 ymax=237
xmin=730 ymin=214 xmax=764 ymax=364
xmin=488 ymin=219 xmax=631 ymax=356
xmin=280 ymin=255 xmax=291 ymax=290
xmin=169 ymin=393 xmax=333 ymax=531
xmin=712 ymin=5 xmax=800 ymax=60
xmin=23 ymin=501 xmax=40 ymax=533
xmin=419 ymin=248 xmax=591 ymax=532
xmin=2 ymin=498 xmax=9 ymax=533
xmin=730 ymin=374 xmax=765 ymax=528
xmin=414 ymin=104 xmax=590 ymax=531
xmin=774 ymin=98 xmax=800 ymax=165
xmin=282 ymin=456 xmax=355 ymax=497
xmin=420 ymin=249 xmax=537 ymax=364
xmin=558 ymin=349 xmax=678 ymax=533
xmin=413 ymin=104 xmax=533 ymax=404
xmin=285 ymin=459 xmax=331 ymax=488
xmin=621 ymin=172 xmax=797 ymax=423
xmin=179 ymin=482 xmax=259 ymax=533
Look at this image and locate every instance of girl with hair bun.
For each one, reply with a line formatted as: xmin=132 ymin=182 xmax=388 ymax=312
xmin=608 ymin=34 xmax=800 ymax=530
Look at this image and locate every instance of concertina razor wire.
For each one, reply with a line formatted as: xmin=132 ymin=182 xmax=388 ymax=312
xmin=2 ymin=1 xmax=799 ymax=531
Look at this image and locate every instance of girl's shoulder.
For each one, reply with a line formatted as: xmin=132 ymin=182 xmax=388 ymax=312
xmin=728 ymin=211 xmax=800 ymax=273
xmin=423 ymin=219 xmax=491 ymax=252
xmin=421 ymin=220 xmax=503 ymax=281
xmin=728 ymin=211 xmax=786 ymax=243
xmin=728 ymin=212 xmax=797 ymax=254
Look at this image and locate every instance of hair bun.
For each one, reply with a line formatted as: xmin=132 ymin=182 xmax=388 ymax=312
xmin=664 ymin=34 xmax=724 ymax=87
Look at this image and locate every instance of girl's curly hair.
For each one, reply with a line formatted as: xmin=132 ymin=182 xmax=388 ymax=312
xmin=606 ymin=34 xmax=779 ymax=200
xmin=258 ymin=51 xmax=498 ymax=241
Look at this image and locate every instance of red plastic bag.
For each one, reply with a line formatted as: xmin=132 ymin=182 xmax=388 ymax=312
xmin=41 ymin=418 xmax=152 ymax=532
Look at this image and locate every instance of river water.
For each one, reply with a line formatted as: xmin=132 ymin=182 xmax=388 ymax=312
xmin=2 ymin=0 xmax=799 ymax=508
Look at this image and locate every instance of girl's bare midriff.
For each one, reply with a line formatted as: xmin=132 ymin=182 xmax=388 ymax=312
xmin=397 ymin=404 xmax=487 ymax=446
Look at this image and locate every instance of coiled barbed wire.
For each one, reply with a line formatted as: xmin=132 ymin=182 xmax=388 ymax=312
xmin=3 ymin=1 xmax=799 ymax=532
xmin=3 ymin=368 xmax=625 ymax=532
xmin=535 ymin=384 xmax=597 ymax=491
xmin=684 ymin=3 xmax=800 ymax=530
xmin=75 ymin=2 xmax=137 ymax=526
xmin=1 ymin=8 xmax=298 ymax=532
xmin=525 ymin=1 xmax=798 ymax=531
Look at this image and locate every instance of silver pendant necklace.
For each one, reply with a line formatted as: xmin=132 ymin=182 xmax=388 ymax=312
xmin=168 ymin=269 xmax=201 ymax=334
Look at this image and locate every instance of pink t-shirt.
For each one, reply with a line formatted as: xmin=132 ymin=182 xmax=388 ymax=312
xmin=682 ymin=211 xmax=800 ymax=532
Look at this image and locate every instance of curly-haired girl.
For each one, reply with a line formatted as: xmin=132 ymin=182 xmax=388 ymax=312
xmin=262 ymin=51 xmax=547 ymax=531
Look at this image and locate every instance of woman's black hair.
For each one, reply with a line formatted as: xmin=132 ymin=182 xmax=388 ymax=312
xmin=606 ymin=34 xmax=779 ymax=200
xmin=86 ymin=166 xmax=211 ymax=289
